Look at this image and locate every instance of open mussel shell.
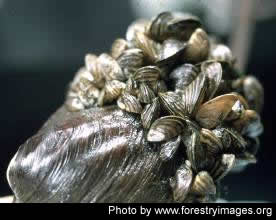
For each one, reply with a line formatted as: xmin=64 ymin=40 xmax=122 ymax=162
xmin=169 ymin=63 xmax=199 ymax=91
xmin=160 ymin=135 xmax=181 ymax=162
xmin=141 ymin=97 xmax=160 ymax=129
xmin=148 ymin=11 xmax=201 ymax=42
xmin=133 ymin=65 xmax=161 ymax=83
xmin=209 ymin=154 xmax=235 ymax=182
xmin=147 ymin=116 xmax=187 ymax=142
xmin=196 ymin=94 xmax=246 ymax=129
xmin=232 ymin=110 xmax=263 ymax=138
xmin=170 ymin=160 xmax=193 ymax=202
xmin=182 ymin=28 xmax=209 ymax=63
xmin=110 ymin=38 xmax=129 ymax=59
xmin=157 ymin=39 xmax=187 ymax=66
xmin=117 ymin=48 xmax=144 ymax=78
xmin=117 ymin=93 xmax=143 ymax=114
xmin=7 ymin=106 xmax=181 ymax=202
xmin=97 ymin=53 xmax=126 ymax=81
xmin=242 ymin=76 xmax=264 ymax=113
xmin=190 ymin=171 xmax=216 ymax=196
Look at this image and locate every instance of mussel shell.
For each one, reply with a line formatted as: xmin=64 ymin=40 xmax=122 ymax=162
xmin=180 ymin=72 xmax=207 ymax=116
xmin=196 ymin=94 xmax=245 ymax=129
xmin=65 ymin=97 xmax=84 ymax=112
xmin=141 ymin=97 xmax=160 ymax=129
xmin=125 ymin=77 xmax=139 ymax=96
xmin=7 ymin=106 xmax=180 ymax=202
xmin=243 ymin=76 xmax=264 ymax=113
xmin=126 ymin=19 xmax=149 ymax=43
xmin=157 ymin=39 xmax=187 ymax=66
xmin=117 ymin=93 xmax=143 ymax=114
xmin=190 ymin=171 xmax=216 ymax=196
xmin=160 ymin=135 xmax=181 ymax=162
xmin=159 ymin=91 xmax=187 ymax=118
xmin=148 ymin=11 xmax=201 ymax=42
xmin=133 ymin=32 xmax=161 ymax=63
xmin=117 ymin=48 xmax=144 ymax=78
xmin=147 ymin=116 xmax=187 ymax=142
xmin=102 ymin=80 xmax=126 ymax=103
xmin=97 ymin=53 xmax=126 ymax=81
xmin=138 ymin=83 xmax=156 ymax=104
xmin=170 ymin=160 xmax=193 ymax=202
xmin=182 ymin=28 xmax=209 ymax=63
xmin=201 ymin=61 xmax=223 ymax=101
xmin=200 ymin=128 xmax=223 ymax=155
xmin=133 ymin=65 xmax=161 ymax=83
xmin=169 ymin=63 xmax=199 ymax=91
xmin=209 ymin=154 xmax=235 ymax=181
xmin=232 ymin=110 xmax=263 ymax=138
xmin=209 ymin=44 xmax=235 ymax=66
xmin=184 ymin=130 xmax=208 ymax=172
xmin=85 ymin=53 xmax=97 ymax=72
xmin=111 ymin=38 xmax=129 ymax=59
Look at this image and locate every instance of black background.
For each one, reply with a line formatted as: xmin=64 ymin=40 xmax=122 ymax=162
xmin=0 ymin=0 xmax=274 ymax=202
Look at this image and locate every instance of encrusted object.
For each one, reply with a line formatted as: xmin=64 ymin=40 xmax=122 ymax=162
xmin=7 ymin=11 xmax=264 ymax=203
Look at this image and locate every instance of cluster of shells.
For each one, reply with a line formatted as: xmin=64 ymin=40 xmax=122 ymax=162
xmin=65 ymin=12 xmax=264 ymax=203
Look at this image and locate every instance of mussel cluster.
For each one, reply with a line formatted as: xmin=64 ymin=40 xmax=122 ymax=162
xmin=7 ymin=11 xmax=264 ymax=203
xmin=64 ymin=11 xmax=264 ymax=203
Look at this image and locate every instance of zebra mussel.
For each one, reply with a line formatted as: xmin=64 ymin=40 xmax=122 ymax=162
xmin=11 ymin=11 xmax=263 ymax=203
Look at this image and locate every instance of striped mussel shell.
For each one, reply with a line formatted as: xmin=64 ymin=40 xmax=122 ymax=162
xmin=170 ymin=160 xmax=193 ymax=202
xmin=133 ymin=32 xmax=161 ymax=63
xmin=200 ymin=61 xmax=223 ymax=101
xmin=117 ymin=92 xmax=143 ymax=114
xmin=182 ymin=28 xmax=210 ymax=63
xmin=141 ymin=97 xmax=160 ymax=129
xmin=160 ymin=135 xmax=181 ymax=162
xmin=147 ymin=11 xmax=201 ymax=42
xmin=200 ymin=128 xmax=223 ymax=155
xmin=138 ymin=83 xmax=156 ymax=104
xmin=147 ymin=116 xmax=188 ymax=142
xmin=117 ymin=48 xmax=144 ymax=78
xmin=209 ymin=154 xmax=235 ymax=182
xmin=190 ymin=171 xmax=216 ymax=196
xmin=133 ymin=65 xmax=161 ymax=83
xmin=100 ymin=80 xmax=126 ymax=104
